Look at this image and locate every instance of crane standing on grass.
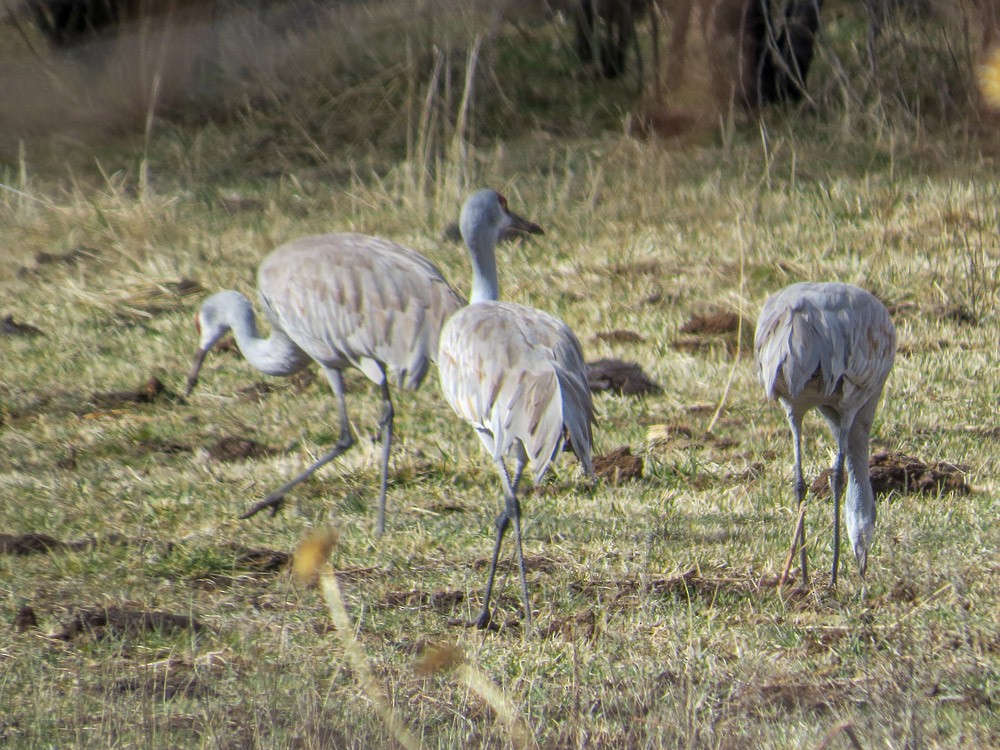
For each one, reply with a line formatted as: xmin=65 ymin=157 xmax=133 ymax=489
xmin=185 ymin=232 xmax=464 ymax=534
xmin=754 ymin=281 xmax=896 ymax=587
xmin=438 ymin=189 xmax=595 ymax=631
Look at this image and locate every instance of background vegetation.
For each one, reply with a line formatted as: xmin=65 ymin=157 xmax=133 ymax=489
xmin=1 ymin=0 xmax=997 ymax=746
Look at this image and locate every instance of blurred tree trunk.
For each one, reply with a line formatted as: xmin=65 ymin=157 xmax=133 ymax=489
xmin=740 ymin=0 xmax=824 ymax=107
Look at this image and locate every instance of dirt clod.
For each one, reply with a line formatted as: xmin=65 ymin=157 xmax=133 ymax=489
xmin=594 ymin=446 xmax=643 ymax=483
xmin=594 ymin=329 xmax=646 ymax=344
xmin=0 ymin=533 xmax=66 ymax=555
xmin=13 ymin=605 xmax=39 ymax=632
xmin=680 ymin=311 xmax=742 ymax=335
xmin=673 ymin=309 xmax=751 ymax=354
xmin=207 ymin=436 xmax=275 ymax=463
xmin=90 ymin=376 xmax=174 ymax=409
xmin=1 ymin=315 xmax=44 ymax=337
xmin=587 ymin=358 xmax=662 ymax=395
xmin=52 ymin=607 xmax=207 ymax=641
xmin=541 ymin=608 xmax=598 ymax=641
xmin=810 ymin=450 xmax=969 ymax=498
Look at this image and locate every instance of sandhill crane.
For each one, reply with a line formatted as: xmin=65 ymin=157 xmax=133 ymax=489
xmin=438 ymin=189 xmax=595 ymax=630
xmin=185 ymin=233 xmax=464 ymax=534
xmin=755 ymin=281 xmax=896 ymax=588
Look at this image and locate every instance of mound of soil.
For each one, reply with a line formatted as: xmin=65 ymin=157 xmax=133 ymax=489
xmin=673 ymin=309 xmax=751 ymax=354
xmin=1 ymin=314 xmax=44 ymax=337
xmin=52 ymin=606 xmax=206 ymax=641
xmin=810 ymin=450 xmax=969 ymax=498
xmin=594 ymin=446 xmax=644 ymax=483
xmin=594 ymin=329 xmax=646 ymax=344
xmin=680 ymin=311 xmax=743 ymax=335
xmin=587 ymin=358 xmax=662 ymax=395
xmin=207 ymin=436 xmax=276 ymax=463
xmin=90 ymin=376 xmax=174 ymax=409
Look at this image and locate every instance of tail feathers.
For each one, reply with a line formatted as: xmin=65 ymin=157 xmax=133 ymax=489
xmin=554 ymin=367 xmax=594 ymax=478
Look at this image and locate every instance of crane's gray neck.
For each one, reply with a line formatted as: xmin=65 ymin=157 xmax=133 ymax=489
xmin=844 ymin=428 xmax=876 ymax=565
xmin=465 ymin=229 xmax=501 ymax=304
xmin=214 ymin=291 xmax=309 ymax=377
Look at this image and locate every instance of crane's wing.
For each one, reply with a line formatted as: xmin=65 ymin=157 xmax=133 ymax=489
xmin=438 ymin=301 xmax=594 ymax=482
xmin=755 ymin=282 xmax=896 ymax=404
xmin=259 ymin=234 xmax=464 ymax=388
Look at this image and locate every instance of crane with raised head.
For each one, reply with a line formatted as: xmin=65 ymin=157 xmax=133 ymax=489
xmin=755 ymin=281 xmax=896 ymax=588
xmin=438 ymin=189 xmax=595 ymax=631
xmin=185 ymin=232 xmax=464 ymax=534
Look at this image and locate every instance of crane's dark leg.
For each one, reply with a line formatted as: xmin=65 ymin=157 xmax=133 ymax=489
xmin=374 ymin=379 xmax=394 ymax=537
xmin=828 ymin=428 xmax=849 ymax=588
xmin=476 ymin=447 xmax=531 ymax=631
xmin=502 ymin=448 xmax=532 ymax=632
xmin=476 ymin=467 xmax=511 ymax=630
xmin=779 ymin=407 xmax=808 ymax=587
xmin=240 ymin=368 xmax=355 ymax=519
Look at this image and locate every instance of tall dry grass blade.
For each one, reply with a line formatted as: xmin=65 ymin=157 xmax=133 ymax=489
xmin=706 ymin=217 xmax=747 ymax=434
xmin=448 ymin=35 xmax=482 ymax=199
xmin=305 ymin=529 xmax=425 ymax=750
xmin=416 ymin=642 xmax=537 ymax=750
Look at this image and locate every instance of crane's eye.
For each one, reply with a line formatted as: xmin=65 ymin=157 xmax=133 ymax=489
xmin=497 ymin=194 xmax=508 ymax=209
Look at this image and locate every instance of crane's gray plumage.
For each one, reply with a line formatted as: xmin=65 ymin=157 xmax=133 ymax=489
xmin=186 ymin=232 xmax=464 ymax=533
xmin=438 ymin=189 xmax=595 ymax=630
xmin=755 ymin=281 xmax=896 ymax=587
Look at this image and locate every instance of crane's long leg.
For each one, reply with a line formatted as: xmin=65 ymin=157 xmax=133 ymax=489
xmin=828 ymin=429 xmax=849 ymax=588
xmin=374 ymin=379 xmax=394 ymax=537
xmin=779 ymin=407 xmax=808 ymax=587
xmin=476 ymin=470 xmax=511 ymax=630
xmin=240 ymin=368 xmax=355 ymax=520
xmin=475 ymin=446 xmax=530 ymax=631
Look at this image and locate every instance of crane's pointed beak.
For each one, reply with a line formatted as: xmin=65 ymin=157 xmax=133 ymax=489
xmin=506 ymin=209 xmax=544 ymax=237
xmin=184 ymin=348 xmax=209 ymax=397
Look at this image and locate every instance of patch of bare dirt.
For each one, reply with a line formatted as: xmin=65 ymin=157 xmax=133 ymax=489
xmin=594 ymin=446 xmax=644 ymax=483
xmin=195 ymin=545 xmax=291 ymax=589
xmin=135 ymin=438 xmax=192 ymax=456
xmin=207 ymin=435 xmax=276 ymax=463
xmin=113 ymin=671 xmax=212 ymax=700
xmin=673 ymin=309 xmax=752 ymax=354
xmin=734 ymin=676 xmax=850 ymax=715
xmin=50 ymin=606 xmax=207 ymax=641
xmin=594 ymin=329 xmax=646 ymax=344
xmin=0 ymin=533 xmax=72 ymax=555
xmin=383 ymin=589 xmax=466 ymax=611
xmin=1 ymin=314 xmax=44 ymax=337
xmin=934 ymin=303 xmax=978 ymax=324
xmin=680 ymin=311 xmax=743 ymax=335
xmin=540 ymin=607 xmax=598 ymax=641
xmin=89 ymin=376 xmax=175 ymax=410
xmin=13 ymin=605 xmax=39 ymax=632
xmin=587 ymin=358 xmax=662 ymax=395
xmin=609 ymin=259 xmax=662 ymax=277
xmin=810 ymin=450 xmax=969 ymax=498
xmin=0 ymin=532 xmax=134 ymax=557
xmin=17 ymin=246 xmax=97 ymax=278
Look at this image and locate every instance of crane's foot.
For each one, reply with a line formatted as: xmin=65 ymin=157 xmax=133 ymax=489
xmin=239 ymin=492 xmax=286 ymax=520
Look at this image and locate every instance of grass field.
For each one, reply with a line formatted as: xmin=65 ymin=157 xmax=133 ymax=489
xmin=1 ymin=2 xmax=998 ymax=747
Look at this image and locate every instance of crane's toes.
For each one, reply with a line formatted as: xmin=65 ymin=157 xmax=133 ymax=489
xmin=471 ymin=610 xmax=506 ymax=632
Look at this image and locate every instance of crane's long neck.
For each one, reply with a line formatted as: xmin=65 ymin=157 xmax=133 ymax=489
xmin=223 ymin=293 xmax=310 ymax=377
xmin=466 ymin=232 xmax=500 ymax=304
xmin=844 ymin=420 xmax=876 ymax=562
